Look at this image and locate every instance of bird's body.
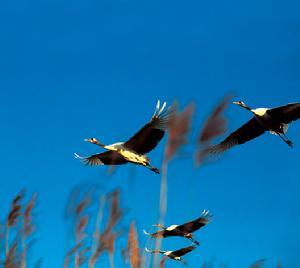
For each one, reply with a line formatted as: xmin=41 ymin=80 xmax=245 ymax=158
xmin=117 ymin=147 xmax=149 ymax=166
xmin=144 ymin=210 xmax=211 ymax=245
xmin=206 ymin=101 xmax=300 ymax=153
xmin=250 ymin=108 xmax=288 ymax=135
xmin=75 ymin=100 xmax=173 ymax=174
xmin=101 ymin=142 xmax=150 ymax=165
xmin=145 ymin=245 xmax=196 ymax=264
xmin=251 ymin=108 xmax=269 ymax=117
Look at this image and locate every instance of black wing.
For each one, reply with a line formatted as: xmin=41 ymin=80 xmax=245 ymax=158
xmin=267 ymin=103 xmax=300 ymax=124
xmin=172 ymin=246 xmax=196 ymax=257
xmin=124 ymin=101 xmax=173 ymax=154
xmin=176 ymin=213 xmax=211 ymax=234
xmin=205 ymin=117 xmax=266 ymax=153
xmin=75 ymin=151 xmax=128 ymax=166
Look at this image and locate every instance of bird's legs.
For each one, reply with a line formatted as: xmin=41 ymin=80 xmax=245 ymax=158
xmin=277 ymin=132 xmax=293 ymax=147
xmin=145 ymin=164 xmax=160 ymax=174
xmin=188 ymin=237 xmax=200 ymax=246
xmin=184 ymin=233 xmax=200 ymax=245
xmin=282 ymin=133 xmax=294 ymax=147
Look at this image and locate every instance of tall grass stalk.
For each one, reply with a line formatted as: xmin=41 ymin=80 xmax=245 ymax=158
xmin=152 ymin=155 xmax=168 ymax=268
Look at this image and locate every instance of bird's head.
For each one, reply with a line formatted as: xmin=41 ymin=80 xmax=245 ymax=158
xmin=84 ymin=137 xmax=99 ymax=144
xmin=84 ymin=138 xmax=105 ymax=147
xmin=233 ymin=101 xmax=251 ymax=111
xmin=233 ymin=100 xmax=246 ymax=107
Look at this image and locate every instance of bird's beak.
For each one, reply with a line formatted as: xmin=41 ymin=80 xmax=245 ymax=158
xmin=233 ymin=101 xmax=239 ymax=105
xmin=84 ymin=138 xmax=90 ymax=142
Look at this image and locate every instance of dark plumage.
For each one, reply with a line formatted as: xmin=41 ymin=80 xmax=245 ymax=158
xmin=75 ymin=151 xmax=128 ymax=166
xmin=75 ymin=100 xmax=173 ymax=173
xmin=207 ymin=118 xmax=266 ymax=153
xmin=145 ymin=245 xmax=197 ymax=264
xmin=124 ymin=114 xmax=166 ymax=155
xmin=144 ymin=210 xmax=211 ymax=245
xmin=267 ymin=103 xmax=300 ymax=124
xmin=206 ymin=101 xmax=300 ymax=153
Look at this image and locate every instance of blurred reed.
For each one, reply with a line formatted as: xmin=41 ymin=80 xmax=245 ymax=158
xmin=153 ymin=102 xmax=195 ymax=268
xmin=195 ymin=95 xmax=232 ymax=166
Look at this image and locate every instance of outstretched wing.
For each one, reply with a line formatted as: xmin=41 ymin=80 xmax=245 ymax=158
xmin=267 ymin=103 xmax=300 ymax=124
xmin=205 ymin=118 xmax=266 ymax=153
xmin=124 ymin=100 xmax=173 ymax=154
xmin=75 ymin=151 xmax=128 ymax=166
xmin=147 ymin=229 xmax=177 ymax=239
xmin=176 ymin=211 xmax=211 ymax=233
xmin=172 ymin=246 xmax=196 ymax=257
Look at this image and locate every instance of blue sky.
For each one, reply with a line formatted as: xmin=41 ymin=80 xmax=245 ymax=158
xmin=0 ymin=0 xmax=300 ymax=267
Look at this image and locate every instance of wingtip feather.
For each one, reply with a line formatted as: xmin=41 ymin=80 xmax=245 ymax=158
xmin=74 ymin=153 xmax=84 ymax=159
xmin=158 ymin=101 xmax=167 ymax=115
xmin=143 ymin=229 xmax=151 ymax=236
xmin=153 ymin=100 xmax=160 ymax=117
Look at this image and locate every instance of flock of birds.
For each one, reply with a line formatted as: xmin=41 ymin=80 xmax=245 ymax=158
xmin=144 ymin=210 xmax=211 ymax=264
xmin=75 ymin=99 xmax=300 ymax=265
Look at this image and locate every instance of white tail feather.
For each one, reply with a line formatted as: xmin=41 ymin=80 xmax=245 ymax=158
xmin=158 ymin=101 xmax=167 ymax=115
xmin=143 ymin=230 xmax=151 ymax=236
xmin=156 ymin=100 xmax=160 ymax=111
xmin=153 ymin=100 xmax=160 ymax=117
xmin=74 ymin=153 xmax=84 ymax=159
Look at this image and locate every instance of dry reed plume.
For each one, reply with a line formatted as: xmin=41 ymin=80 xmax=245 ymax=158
xmin=1 ymin=190 xmax=38 ymax=268
xmin=195 ymin=95 xmax=232 ymax=166
xmin=64 ymin=187 xmax=124 ymax=268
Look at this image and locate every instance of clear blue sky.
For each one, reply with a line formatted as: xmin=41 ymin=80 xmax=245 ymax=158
xmin=0 ymin=0 xmax=300 ymax=267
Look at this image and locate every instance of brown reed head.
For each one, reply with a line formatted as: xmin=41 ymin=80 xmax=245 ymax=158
xmin=127 ymin=222 xmax=142 ymax=268
xmin=7 ymin=190 xmax=25 ymax=227
xmin=165 ymin=102 xmax=195 ymax=161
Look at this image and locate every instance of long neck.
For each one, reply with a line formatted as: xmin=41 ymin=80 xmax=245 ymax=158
xmin=241 ymin=104 xmax=252 ymax=111
xmin=95 ymin=141 xmax=105 ymax=148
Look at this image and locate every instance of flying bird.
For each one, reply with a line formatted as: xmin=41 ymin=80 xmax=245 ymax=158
xmin=145 ymin=245 xmax=196 ymax=265
xmin=206 ymin=101 xmax=300 ymax=153
xmin=143 ymin=210 xmax=211 ymax=245
xmin=75 ymin=100 xmax=173 ymax=174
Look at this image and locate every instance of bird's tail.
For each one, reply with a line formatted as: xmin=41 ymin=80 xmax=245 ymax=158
xmin=149 ymin=166 xmax=160 ymax=174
